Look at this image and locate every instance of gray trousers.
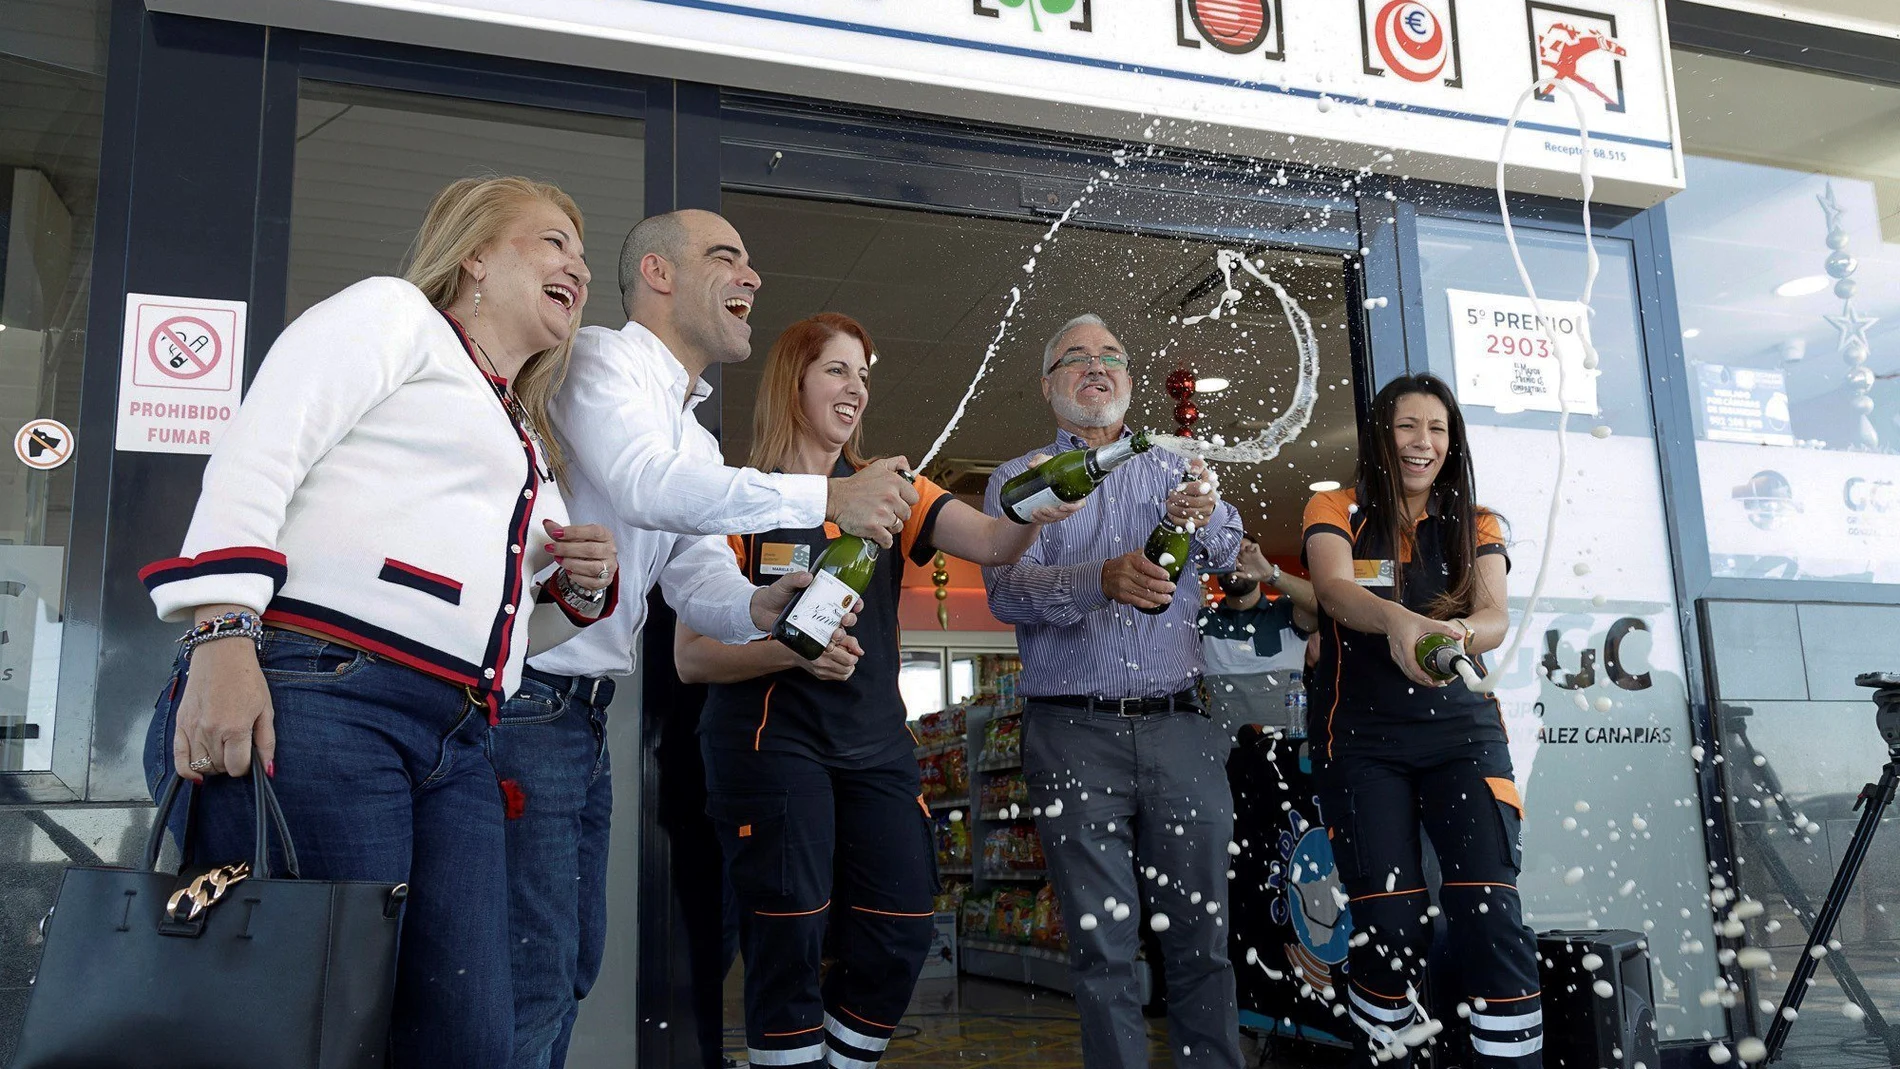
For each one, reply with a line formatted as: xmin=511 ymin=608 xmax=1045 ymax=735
xmin=1023 ymin=701 xmax=1242 ymax=1069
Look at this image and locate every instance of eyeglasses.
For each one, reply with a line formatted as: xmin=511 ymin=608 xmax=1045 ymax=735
xmin=1048 ymin=352 xmax=1129 ymax=374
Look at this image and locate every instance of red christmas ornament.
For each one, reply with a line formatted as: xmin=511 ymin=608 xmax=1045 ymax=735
xmin=1174 ymin=399 xmax=1199 ymax=429
xmin=1165 ymin=367 xmax=1195 ymax=401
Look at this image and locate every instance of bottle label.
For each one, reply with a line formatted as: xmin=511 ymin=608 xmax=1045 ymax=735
xmin=1010 ymin=485 xmax=1065 ymax=520
xmin=782 ymin=569 xmax=857 ymax=642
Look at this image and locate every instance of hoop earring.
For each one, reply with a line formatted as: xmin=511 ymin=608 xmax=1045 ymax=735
xmin=473 ymin=285 xmax=482 ymax=319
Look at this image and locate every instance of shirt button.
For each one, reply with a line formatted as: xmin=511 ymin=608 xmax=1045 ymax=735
xmin=483 ymin=668 xmax=496 ymax=680
xmin=505 ymin=604 xmax=516 ymax=615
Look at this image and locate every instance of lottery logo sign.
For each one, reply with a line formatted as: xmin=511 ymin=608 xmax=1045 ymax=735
xmin=1528 ymin=3 xmax=1627 ymax=112
xmin=1174 ymin=0 xmax=1285 ymax=60
xmin=1359 ymin=0 xmax=1462 ymax=86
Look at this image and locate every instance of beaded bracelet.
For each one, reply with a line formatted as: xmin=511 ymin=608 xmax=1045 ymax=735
xmin=178 ymin=610 xmax=265 ymax=655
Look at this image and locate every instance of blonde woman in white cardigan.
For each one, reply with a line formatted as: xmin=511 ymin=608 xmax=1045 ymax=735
xmin=140 ymin=177 xmax=617 ymax=1065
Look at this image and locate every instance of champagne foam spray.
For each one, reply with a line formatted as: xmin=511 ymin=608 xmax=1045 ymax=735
xmin=1468 ymin=78 xmax=1602 ymax=695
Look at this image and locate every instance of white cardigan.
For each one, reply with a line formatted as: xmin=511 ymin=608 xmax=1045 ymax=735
xmin=141 ymin=277 xmax=613 ymax=706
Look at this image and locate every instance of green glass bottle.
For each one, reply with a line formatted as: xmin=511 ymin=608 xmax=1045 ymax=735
xmin=1137 ymin=475 xmax=1196 ymax=616
xmin=772 ymin=535 xmax=879 ymax=660
xmin=1415 ymin=632 xmax=1480 ymax=685
xmin=999 ymin=431 xmax=1154 ymax=524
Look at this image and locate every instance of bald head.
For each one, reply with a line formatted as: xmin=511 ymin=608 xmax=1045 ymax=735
xmin=619 ymin=209 xmax=761 ymax=375
xmin=619 ymin=210 xmax=697 ymax=314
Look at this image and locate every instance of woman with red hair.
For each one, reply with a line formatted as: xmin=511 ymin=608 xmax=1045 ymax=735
xmin=675 ymin=312 xmax=1074 ymax=1069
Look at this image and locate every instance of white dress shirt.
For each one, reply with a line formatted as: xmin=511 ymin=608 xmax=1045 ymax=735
xmin=527 ymin=321 xmax=828 ymax=678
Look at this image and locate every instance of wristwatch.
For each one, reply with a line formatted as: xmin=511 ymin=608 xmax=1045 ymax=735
xmin=1266 ymin=563 xmax=1282 ymax=586
xmin=1453 ymin=617 xmax=1475 ymax=644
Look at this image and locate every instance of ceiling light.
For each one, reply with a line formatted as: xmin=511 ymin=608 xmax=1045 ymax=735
xmin=1308 ymin=479 xmax=1341 ymax=492
xmin=1681 ymin=327 xmax=1700 ymax=339
xmin=1774 ymin=275 xmax=1829 ymax=298
xmin=1194 ymin=377 xmax=1229 ymax=393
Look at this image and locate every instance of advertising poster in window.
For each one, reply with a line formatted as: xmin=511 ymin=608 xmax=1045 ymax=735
xmin=1696 ymin=439 xmax=1900 ymax=583
xmin=1695 ymin=363 xmax=1795 ymax=446
xmin=1447 ymin=289 xmax=1601 ymax=415
xmin=0 ymin=545 xmax=63 ymax=772
xmin=1465 ymin=424 xmax=1716 ymax=1037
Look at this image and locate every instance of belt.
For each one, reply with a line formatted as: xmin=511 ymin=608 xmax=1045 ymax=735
xmin=1034 ymin=687 xmax=1203 ymax=717
xmin=522 ymin=664 xmax=615 ymax=708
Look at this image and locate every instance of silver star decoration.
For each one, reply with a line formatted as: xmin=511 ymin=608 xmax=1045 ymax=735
xmin=1817 ymin=182 xmax=1847 ymax=233
xmin=1825 ymin=303 xmax=1879 ymax=355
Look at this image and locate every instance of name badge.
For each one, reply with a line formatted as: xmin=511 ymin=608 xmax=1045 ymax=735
xmin=1353 ymin=559 xmax=1395 ymax=587
xmin=757 ymin=542 xmax=811 ymax=576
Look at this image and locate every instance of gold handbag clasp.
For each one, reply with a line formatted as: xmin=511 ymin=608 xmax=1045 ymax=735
xmin=166 ymin=862 xmax=251 ymax=922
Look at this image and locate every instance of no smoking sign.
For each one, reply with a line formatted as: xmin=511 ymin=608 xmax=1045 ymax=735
xmin=118 ymin=293 xmax=248 ymax=455
xmin=131 ymin=303 xmax=237 ymax=392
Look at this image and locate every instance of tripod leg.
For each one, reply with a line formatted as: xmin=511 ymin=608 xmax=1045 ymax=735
xmin=1728 ymin=716 xmax=1895 ymax=1046
xmin=1763 ymin=760 xmax=1900 ymax=1063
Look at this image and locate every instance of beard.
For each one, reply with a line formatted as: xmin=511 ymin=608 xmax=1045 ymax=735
xmin=1051 ymin=389 xmax=1129 ymax=429
xmin=679 ymin=295 xmax=751 ymax=365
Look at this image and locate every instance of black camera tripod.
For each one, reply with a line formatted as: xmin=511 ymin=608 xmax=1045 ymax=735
xmin=1757 ymin=671 xmax=1900 ymax=1064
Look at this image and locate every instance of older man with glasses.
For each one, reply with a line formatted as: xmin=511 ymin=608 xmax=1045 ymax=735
xmin=981 ymin=313 xmax=1245 ymax=1069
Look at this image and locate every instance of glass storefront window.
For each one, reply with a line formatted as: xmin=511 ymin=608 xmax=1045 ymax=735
xmin=289 ymin=82 xmax=643 ymax=332
xmin=1418 ymin=216 xmax=1722 ymax=1038
xmin=0 ymin=1 xmax=109 ymax=772
xmin=1669 ymin=52 xmax=1900 ymax=582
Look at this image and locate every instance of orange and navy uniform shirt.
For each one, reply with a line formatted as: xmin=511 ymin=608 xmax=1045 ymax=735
xmin=1300 ymin=487 xmax=1509 ymax=758
xmin=700 ymin=461 xmax=952 ymax=769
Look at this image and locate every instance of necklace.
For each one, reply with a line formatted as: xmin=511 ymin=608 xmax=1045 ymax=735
xmin=469 ymin=335 xmax=554 ymax=483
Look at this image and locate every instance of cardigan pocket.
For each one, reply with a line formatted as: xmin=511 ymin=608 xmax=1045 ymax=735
xmin=378 ymin=558 xmax=464 ymax=605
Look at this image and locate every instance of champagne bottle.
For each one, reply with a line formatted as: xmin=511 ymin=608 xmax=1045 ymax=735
xmin=1137 ymin=478 xmax=1196 ymax=616
xmin=1415 ymin=632 xmax=1482 ymax=687
xmin=772 ymin=535 xmax=879 ymax=660
xmin=999 ymin=431 xmax=1154 ymax=524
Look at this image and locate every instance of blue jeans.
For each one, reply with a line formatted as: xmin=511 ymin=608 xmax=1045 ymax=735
xmin=144 ymin=627 xmax=512 ymax=1067
xmin=488 ymin=666 xmax=616 ymax=1069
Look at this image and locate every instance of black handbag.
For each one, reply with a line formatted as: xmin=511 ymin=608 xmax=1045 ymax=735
xmin=10 ymin=761 xmax=409 ymax=1068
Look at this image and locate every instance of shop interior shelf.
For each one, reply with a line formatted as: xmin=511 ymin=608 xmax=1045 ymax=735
xmin=982 ymin=869 xmax=1046 ymax=881
xmin=926 ymin=796 xmax=968 ymax=811
xmin=976 ymin=755 xmax=1021 ymax=772
xmin=913 ymin=738 xmax=962 ymax=757
xmin=938 ymin=864 xmax=973 ymax=876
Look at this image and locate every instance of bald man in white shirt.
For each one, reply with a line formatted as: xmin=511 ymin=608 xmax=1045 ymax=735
xmin=493 ymin=210 xmax=915 ymax=1069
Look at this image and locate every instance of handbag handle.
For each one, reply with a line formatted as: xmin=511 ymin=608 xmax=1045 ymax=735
xmin=143 ymin=751 xmax=302 ymax=879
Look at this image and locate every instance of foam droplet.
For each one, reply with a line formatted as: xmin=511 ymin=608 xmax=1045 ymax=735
xmin=1593 ymin=980 xmax=1616 ymax=998
xmin=1564 ymin=867 xmax=1586 ymax=885
xmin=1843 ymin=1002 xmax=1866 ymax=1021
xmin=1079 ymin=913 xmax=1099 ymax=931
xmin=1736 ymin=948 xmax=1774 ymax=970
xmin=1113 ymin=903 xmax=1131 ymax=922
xmin=1594 ymin=696 xmax=1613 ymax=712
xmin=1573 ymin=562 xmax=1592 ymax=576
xmin=1708 ymin=1043 xmax=1732 ymax=1064
xmin=1581 ymin=952 xmax=1604 ymax=971
xmin=1150 ymin=913 xmax=1171 ymax=932
xmin=1737 ymin=1038 xmax=1767 ymax=1063
xmin=1591 ymin=425 xmax=1612 ymax=439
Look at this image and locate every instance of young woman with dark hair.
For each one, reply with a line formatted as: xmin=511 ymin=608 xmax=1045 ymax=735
xmin=674 ymin=312 xmax=1076 ymax=1069
xmin=1301 ymin=373 xmax=1543 ymax=1069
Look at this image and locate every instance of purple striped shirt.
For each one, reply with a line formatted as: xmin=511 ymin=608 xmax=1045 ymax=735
xmin=982 ymin=427 xmax=1242 ymax=699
